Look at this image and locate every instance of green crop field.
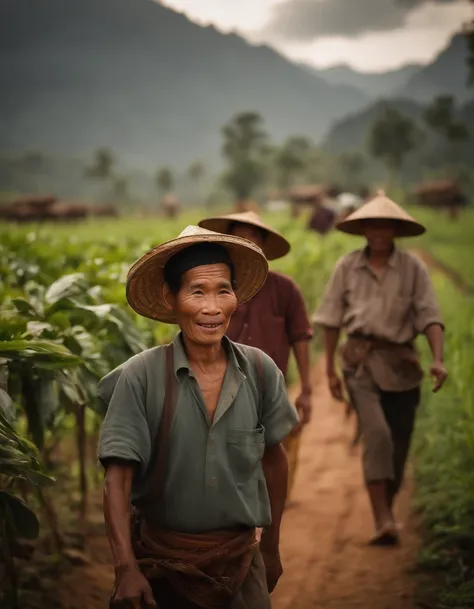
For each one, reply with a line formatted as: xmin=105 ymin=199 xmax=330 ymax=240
xmin=1 ymin=205 xmax=473 ymax=608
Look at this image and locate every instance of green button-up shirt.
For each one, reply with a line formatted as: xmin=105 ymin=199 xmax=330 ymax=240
xmin=98 ymin=333 xmax=299 ymax=533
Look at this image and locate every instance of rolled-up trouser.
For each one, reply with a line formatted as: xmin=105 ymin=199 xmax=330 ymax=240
xmin=344 ymin=372 xmax=420 ymax=501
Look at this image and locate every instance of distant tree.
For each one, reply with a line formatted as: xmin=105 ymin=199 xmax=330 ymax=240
xmin=466 ymin=3 xmax=474 ymax=85
xmin=84 ymin=147 xmax=116 ymax=203
xmin=273 ymin=136 xmax=314 ymax=189
xmin=187 ymin=160 xmax=205 ymax=203
xmin=222 ymin=112 xmax=268 ymax=163
xmin=187 ymin=160 xmax=205 ymax=183
xmin=84 ymin=148 xmax=115 ymax=181
xmin=424 ymin=95 xmax=469 ymax=142
xmin=112 ymin=176 xmax=129 ymax=201
xmin=336 ymin=150 xmax=367 ymax=191
xmin=221 ymin=112 xmax=269 ymax=203
xmin=155 ymin=167 xmax=174 ymax=195
xmin=222 ymin=158 xmax=267 ymax=202
xmin=368 ymin=106 xmax=421 ymax=186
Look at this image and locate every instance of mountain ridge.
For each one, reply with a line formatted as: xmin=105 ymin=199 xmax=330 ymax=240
xmin=0 ymin=0 xmax=370 ymax=169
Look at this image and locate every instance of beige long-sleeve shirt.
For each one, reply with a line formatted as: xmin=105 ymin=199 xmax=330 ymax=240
xmin=313 ymin=247 xmax=443 ymax=390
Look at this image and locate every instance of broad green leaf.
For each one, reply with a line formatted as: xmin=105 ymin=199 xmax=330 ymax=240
xmin=0 ymin=388 xmax=15 ymax=423
xmin=45 ymin=273 xmax=88 ymax=305
xmin=0 ymin=339 xmax=82 ymax=365
xmin=0 ymin=490 xmax=40 ymax=539
xmin=26 ymin=321 xmax=55 ymax=338
xmin=10 ymin=297 xmax=39 ymax=317
xmin=57 ymin=370 xmax=84 ymax=406
xmin=78 ymin=304 xmax=113 ymax=318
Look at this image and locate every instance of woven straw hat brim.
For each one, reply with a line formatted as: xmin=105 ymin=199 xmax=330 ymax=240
xmin=126 ymin=232 xmax=269 ymax=323
xmin=336 ymin=217 xmax=425 ymax=237
xmin=198 ymin=213 xmax=290 ymax=260
xmin=336 ymin=192 xmax=425 ymax=238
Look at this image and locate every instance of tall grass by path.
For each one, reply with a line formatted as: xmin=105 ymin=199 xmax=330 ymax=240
xmin=413 ymin=269 xmax=474 ymax=608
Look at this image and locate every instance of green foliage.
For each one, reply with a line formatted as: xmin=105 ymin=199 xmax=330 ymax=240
xmin=413 ymin=269 xmax=474 ymax=607
xmin=272 ymin=136 xmax=314 ymax=190
xmin=424 ymin=96 xmax=470 ymax=142
xmin=83 ymin=148 xmax=115 ymax=181
xmin=368 ymin=105 xmax=422 ymax=182
xmin=156 ymin=167 xmax=174 ymax=194
xmin=0 ymin=409 xmax=54 ymax=606
xmin=221 ymin=112 xmax=270 ymax=201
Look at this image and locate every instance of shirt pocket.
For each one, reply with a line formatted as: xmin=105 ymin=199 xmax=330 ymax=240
xmin=227 ymin=425 xmax=265 ymax=484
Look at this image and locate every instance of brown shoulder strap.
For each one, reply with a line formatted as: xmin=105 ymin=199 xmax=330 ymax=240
xmin=254 ymin=349 xmax=265 ymax=421
xmin=139 ymin=343 xmax=177 ymax=509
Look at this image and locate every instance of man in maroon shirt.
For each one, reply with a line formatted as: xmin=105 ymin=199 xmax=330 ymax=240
xmin=198 ymin=211 xmax=313 ymax=502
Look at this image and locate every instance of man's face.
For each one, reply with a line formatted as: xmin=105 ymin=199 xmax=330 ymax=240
xmin=170 ymin=263 xmax=237 ymax=347
xmin=230 ymin=223 xmax=265 ymax=249
xmin=361 ymin=219 xmax=397 ymax=253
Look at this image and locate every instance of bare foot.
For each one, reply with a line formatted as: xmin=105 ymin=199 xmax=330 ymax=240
xmin=369 ymin=522 xmax=399 ymax=546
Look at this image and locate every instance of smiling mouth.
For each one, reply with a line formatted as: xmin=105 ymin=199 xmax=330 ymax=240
xmin=197 ymin=323 xmax=222 ymax=329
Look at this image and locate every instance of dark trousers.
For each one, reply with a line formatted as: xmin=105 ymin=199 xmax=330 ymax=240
xmin=345 ymin=372 xmax=420 ymax=503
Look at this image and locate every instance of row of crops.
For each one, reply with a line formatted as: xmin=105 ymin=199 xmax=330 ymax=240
xmin=1 ymin=207 xmax=473 ymax=608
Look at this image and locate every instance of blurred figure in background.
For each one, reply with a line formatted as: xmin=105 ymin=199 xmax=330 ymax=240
xmin=198 ymin=211 xmax=313 ymax=506
xmin=313 ymin=192 xmax=447 ymax=545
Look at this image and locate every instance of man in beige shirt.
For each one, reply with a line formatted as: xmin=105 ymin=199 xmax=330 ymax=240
xmin=313 ymin=192 xmax=448 ymax=545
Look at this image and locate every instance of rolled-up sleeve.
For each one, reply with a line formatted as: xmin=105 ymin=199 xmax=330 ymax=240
xmin=98 ymin=366 xmax=151 ymax=475
xmin=260 ymin=352 xmax=299 ymax=446
xmin=312 ymin=258 xmax=346 ymax=328
xmin=413 ymin=261 xmax=444 ymax=333
xmin=285 ymin=279 xmax=313 ymax=344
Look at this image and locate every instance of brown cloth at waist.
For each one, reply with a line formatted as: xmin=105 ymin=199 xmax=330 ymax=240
xmin=340 ymin=333 xmax=423 ymax=391
xmin=130 ymin=515 xmax=258 ymax=609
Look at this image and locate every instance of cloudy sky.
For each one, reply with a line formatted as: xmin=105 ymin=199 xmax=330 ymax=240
xmin=159 ymin=0 xmax=472 ymax=71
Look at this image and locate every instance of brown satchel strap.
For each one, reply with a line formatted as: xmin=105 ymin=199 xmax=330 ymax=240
xmin=138 ymin=343 xmax=264 ymax=509
xmin=253 ymin=349 xmax=265 ymax=421
xmin=136 ymin=343 xmax=177 ymax=510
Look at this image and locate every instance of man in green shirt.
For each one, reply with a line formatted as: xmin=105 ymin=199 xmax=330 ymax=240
xmin=98 ymin=225 xmax=299 ymax=608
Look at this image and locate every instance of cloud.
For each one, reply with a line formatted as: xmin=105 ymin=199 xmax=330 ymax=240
xmin=260 ymin=0 xmax=460 ymax=42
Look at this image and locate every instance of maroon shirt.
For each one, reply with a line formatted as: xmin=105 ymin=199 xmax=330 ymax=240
xmin=226 ymin=271 xmax=313 ymax=378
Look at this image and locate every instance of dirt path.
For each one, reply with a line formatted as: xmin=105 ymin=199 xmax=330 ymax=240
xmin=272 ymin=359 xmax=420 ymax=609
xmin=58 ymin=358 xmax=421 ymax=609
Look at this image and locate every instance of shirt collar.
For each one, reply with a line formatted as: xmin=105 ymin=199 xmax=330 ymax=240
xmin=355 ymin=246 xmax=400 ymax=270
xmin=172 ymin=332 xmax=243 ymax=378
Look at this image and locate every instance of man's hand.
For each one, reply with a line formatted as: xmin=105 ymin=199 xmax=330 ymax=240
xmin=259 ymin=535 xmax=283 ymax=594
xmin=294 ymin=390 xmax=312 ymax=427
xmin=111 ymin=564 xmax=156 ymax=608
xmin=430 ymin=360 xmax=447 ymax=393
xmin=327 ymin=373 xmax=344 ymax=401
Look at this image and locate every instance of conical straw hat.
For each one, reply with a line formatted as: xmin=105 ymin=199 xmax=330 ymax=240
xmin=198 ymin=211 xmax=290 ymax=260
xmin=336 ymin=191 xmax=425 ymax=237
xmin=126 ymin=225 xmax=268 ymax=323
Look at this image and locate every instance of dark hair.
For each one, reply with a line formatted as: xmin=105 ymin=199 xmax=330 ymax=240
xmin=164 ymin=242 xmax=236 ymax=293
xmin=228 ymin=221 xmax=268 ymax=241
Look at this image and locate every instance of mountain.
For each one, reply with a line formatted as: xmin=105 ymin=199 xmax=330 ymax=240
xmin=323 ymin=98 xmax=474 ymax=186
xmin=396 ymin=34 xmax=473 ymax=103
xmin=0 ymin=0 xmax=370 ymax=171
xmin=311 ymin=64 xmax=421 ymax=99
xmin=323 ymin=99 xmax=424 ymax=153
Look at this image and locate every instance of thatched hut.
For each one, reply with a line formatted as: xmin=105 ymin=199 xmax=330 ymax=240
xmin=414 ymin=180 xmax=467 ymax=219
xmin=0 ymin=195 xmax=92 ymax=223
xmin=286 ymin=184 xmax=339 ymax=217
